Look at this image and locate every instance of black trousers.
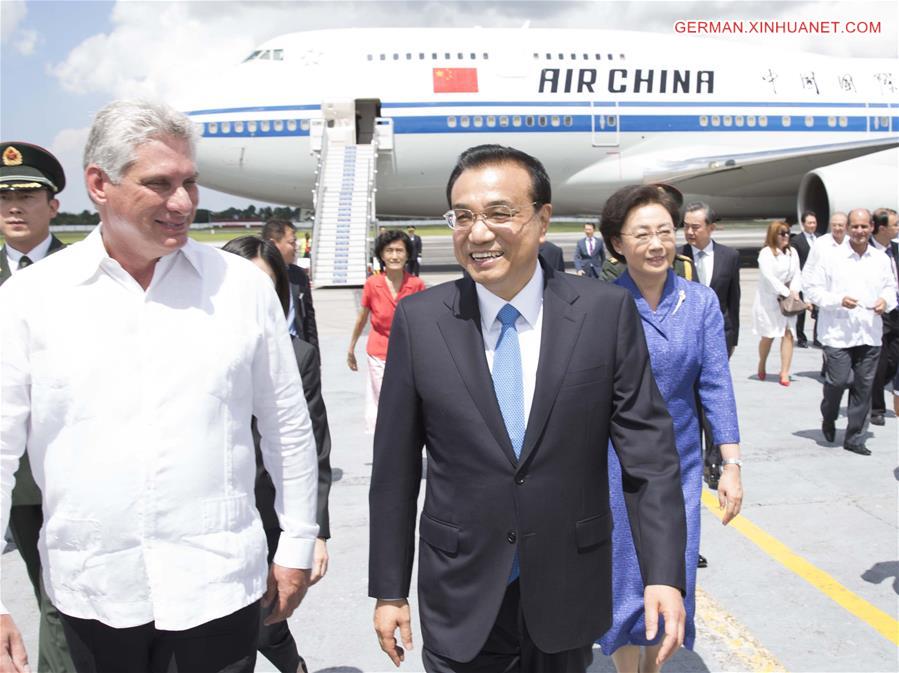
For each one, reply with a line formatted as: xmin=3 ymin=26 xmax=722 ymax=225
xmin=871 ymin=311 xmax=899 ymax=414
xmin=422 ymin=581 xmax=593 ymax=673
xmin=60 ymin=601 xmax=259 ymax=673
xmin=821 ymin=345 xmax=880 ymax=448
xmin=795 ymin=294 xmax=808 ymax=343
xmin=257 ymin=528 xmax=305 ymax=673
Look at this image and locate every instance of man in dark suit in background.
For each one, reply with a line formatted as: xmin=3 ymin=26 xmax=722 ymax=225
xmin=869 ymin=208 xmax=899 ymax=425
xmin=0 ymin=141 xmax=76 ymax=672
xmin=790 ymin=210 xmax=820 ymax=347
xmin=369 ymin=144 xmax=686 ymax=673
xmin=573 ymin=221 xmax=604 ymax=277
xmin=538 ymin=238 xmax=565 ymax=272
xmin=681 ymin=202 xmax=741 ymax=357
xmin=406 ymin=225 xmax=423 ymax=276
xmin=262 ymin=219 xmax=319 ymax=350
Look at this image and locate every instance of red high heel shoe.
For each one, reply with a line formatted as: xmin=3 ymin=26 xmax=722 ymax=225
xmin=779 ymin=376 xmax=791 ymax=387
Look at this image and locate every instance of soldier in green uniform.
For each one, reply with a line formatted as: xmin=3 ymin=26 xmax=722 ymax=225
xmin=1 ymin=141 xmax=76 ymax=672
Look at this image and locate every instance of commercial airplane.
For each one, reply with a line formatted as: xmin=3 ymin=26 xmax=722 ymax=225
xmin=179 ymin=27 xmax=897 ymax=283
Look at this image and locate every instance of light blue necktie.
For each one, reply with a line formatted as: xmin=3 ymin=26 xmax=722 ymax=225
xmin=493 ymin=303 xmax=524 ymax=582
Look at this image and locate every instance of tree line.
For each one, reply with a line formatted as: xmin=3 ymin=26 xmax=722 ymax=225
xmin=51 ymin=204 xmax=304 ymax=226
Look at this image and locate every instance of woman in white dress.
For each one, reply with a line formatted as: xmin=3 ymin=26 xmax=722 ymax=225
xmin=753 ymin=220 xmax=802 ymax=386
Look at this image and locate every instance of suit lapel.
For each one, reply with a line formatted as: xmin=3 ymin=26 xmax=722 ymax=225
xmin=0 ymin=247 xmax=10 ymax=285
xmin=48 ymin=235 xmax=66 ymax=255
xmin=519 ymin=270 xmax=584 ymax=465
xmin=681 ymin=244 xmax=694 ymax=261
xmin=437 ymin=278 xmax=518 ymax=466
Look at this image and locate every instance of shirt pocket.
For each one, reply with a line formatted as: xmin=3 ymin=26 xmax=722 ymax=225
xmin=44 ymin=516 xmax=102 ymax=592
xmin=202 ymin=494 xmax=257 ymax=533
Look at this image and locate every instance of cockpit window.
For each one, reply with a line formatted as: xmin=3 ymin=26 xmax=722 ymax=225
xmin=259 ymin=50 xmax=271 ymax=60
xmin=245 ymin=49 xmax=283 ymax=62
xmin=243 ymin=50 xmax=262 ymax=62
xmin=272 ymin=49 xmax=284 ymax=61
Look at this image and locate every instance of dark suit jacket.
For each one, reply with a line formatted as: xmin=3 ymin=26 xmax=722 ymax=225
xmin=790 ymin=232 xmax=819 ymax=269
xmin=2 ymin=235 xmax=66 ymax=506
xmin=538 ymin=240 xmax=565 ymax=272
xmin=369 ymin=260 xmax=686 ymax=660
xmin=287 ymin=264 xmax=318 ymax=350
xmin=255 ymin=337 xmax=332 ymax=539
xmin=573 ymin=236 xmax=604 ymax=277
xmin=680 ymin=241 xmax=741 ymax=353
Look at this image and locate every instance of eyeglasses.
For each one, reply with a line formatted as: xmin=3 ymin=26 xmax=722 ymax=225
xmin=621 ymin=226 xmax=676 ymax=245
xmin=443 ymin=202 xmax=540 ymax=231
xmin=777 ymin=230 xmax=790 ymax=236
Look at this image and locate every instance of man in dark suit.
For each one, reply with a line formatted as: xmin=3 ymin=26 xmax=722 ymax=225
xmin=369 ymin=145 xmax=686 ymax=673
xmin=406 ymin=225 xmax=423 ymax=276
xmin=538 ymin=238 xmax=565 ymax=272
xmin=790 ymin=210 xmax=820 ymax=347
xmin=262 ymin=219 xmax=319 ymax=350
xmin=573 ymin=221 xmax=604 ymax=277
xmin=869 ymin=208 xmax=899 ymax=425
xmin=680 ymin=202 xmax=741 ymax=357
xmin=0 ymin=141 xmax=76 ymax=672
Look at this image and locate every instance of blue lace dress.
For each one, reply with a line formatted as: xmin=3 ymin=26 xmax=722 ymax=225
xmin=598 ymin=270 xmax=740 ymax=654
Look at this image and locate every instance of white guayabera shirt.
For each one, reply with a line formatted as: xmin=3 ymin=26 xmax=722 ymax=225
xmin=0 ymin=226 xmax=319 ymax=630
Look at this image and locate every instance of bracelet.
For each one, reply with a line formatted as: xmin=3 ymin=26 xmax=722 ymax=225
xmin=722 ymin=458 xmax=743 ymax=469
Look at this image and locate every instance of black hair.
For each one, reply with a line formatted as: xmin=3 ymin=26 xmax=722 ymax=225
xmin=873 ymin=208 xmax=890 ymax=234
xmin=222 ymin=235 xmax=290 ymax=317
xmin=445 ymin=144 xmax=551 ymax=207
xmin=260 ymin=218 xmax=296 ymax=243
xmin=599 ymin=184 xmax=681 ymax=262
xmin=683 ymin=201 xmax=718 ymax=226
xmin=800 ymin=209 xmax=817 ymax=224
xmin=374 ymin=230 xmax=413 ymax=261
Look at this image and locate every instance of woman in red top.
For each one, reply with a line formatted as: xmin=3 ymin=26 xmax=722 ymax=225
xmin=348 ymin=230 xmax=426 ymax=432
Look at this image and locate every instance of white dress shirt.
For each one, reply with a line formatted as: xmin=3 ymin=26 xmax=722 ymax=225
xmin=690 ymin=242 xmax=715 ymax=286
xmin=804 ymin=233 xmax=849 ymax=278
xmin=803 ymin=243 xmax=897 ymax=347
xmin=0 ymin=226 xmax=318 ymax=629
xmin=476 ymin=263 xmax=544 ymax=425
xmin=5 ymin=233 xmax=53 ymax=275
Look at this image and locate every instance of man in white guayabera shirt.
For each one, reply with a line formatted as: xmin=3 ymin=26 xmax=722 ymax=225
xmin=0 ymin=100 xmax=319 ymax=673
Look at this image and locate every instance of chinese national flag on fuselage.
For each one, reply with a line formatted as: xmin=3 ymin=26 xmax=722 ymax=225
xmin=433 ymin=67 xmax=479 ymax=93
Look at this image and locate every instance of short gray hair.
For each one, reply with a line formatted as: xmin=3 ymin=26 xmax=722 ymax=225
xmin=83 ymin=100 xmax=197 ymax=183
xmin=683 ymin=201 xmax=717 ymax=226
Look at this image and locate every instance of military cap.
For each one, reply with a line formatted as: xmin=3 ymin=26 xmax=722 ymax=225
xmin=1 ymin=142 xmax=66 ymax=194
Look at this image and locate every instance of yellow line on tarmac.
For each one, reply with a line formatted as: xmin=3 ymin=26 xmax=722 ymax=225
xmin=701 ymin=489 xmax=899 ymax=646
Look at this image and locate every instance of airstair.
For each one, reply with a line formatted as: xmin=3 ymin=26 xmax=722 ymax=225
xmin=310 ymin=133 xmax=378 ymax=287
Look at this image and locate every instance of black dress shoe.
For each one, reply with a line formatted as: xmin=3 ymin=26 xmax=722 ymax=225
xmin=871 ymin=413 xmax=885 ymax=426
xmin=698 ymin=554 xmax=708 ymax=568
xmin=822 ymin=420 xmax=836 ymax=443
xmin=797 ymin=340 xmax=809 ymax=348
xmin=844 ymin=444 xmax=872 ymax=456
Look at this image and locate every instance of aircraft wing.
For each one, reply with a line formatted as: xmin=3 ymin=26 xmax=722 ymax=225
xmin=644 ymin=136 xmax=899 ymax=196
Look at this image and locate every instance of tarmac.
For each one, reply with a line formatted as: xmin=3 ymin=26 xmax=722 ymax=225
xmin=2 ymin=262 xmax=898 ymax=673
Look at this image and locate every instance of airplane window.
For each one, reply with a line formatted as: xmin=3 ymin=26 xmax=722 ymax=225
xmin=470 ymin=53 xmax=476 ymax=59
xmin=445 ymin=52 xmax=451 ymax=59
xmin=221 ymin=121 xmax=231 ymax=133
xmin=367 ymin=54 xmax=373 ymax=61
xmin=758 ymin=116 xmax=768 ymax=127
xmin=207 ymin=122 xmax=218 ymax=134
xmin=406 ymin=53 xmax=412 ymax=60
xmin=827 ymin=116 xmax=836 ymax=127
xmin=512 ymin=116 xmax=522 ymax=127
xmin=259 ymin=51 xmax=271 ymax=60
xmin=457 ymin=52 xmax=464 ymax=59
xmin=483 ymin=53 xmax=489 ymax=60
xmin=545 ymin=53 xmax=552 ymax=60
xmin=723 ymin=116 xmax=732 ymax=127
xmin=380 ymin=54 xmax=386 ymax=61
xmin=432 ymin=53 xmax=438 ymax=59
xmin=393 ymin=53 xmax=399 ymax=60
xmin=570 ymin=53 xmax=576 ymax=60
xmin=711 ymin=116 xmax=720 ymax=127
xmin=735 ymin=116 xmax=744 ymax=127
xmin=781 ymin=116 xmax=791 ymax=127
xmin=551 ymin=116 xmax=560 ymax=127
xmin=247 ymin=121 xmax=257 ymax=133
xmin=487 ymin=116 xmax=496 ymax=127
xmin=533 ymin=53 xmax=539 ymax=59
xmin=260 ymin=120 xmax=270 ymax=132
xmin=273 ymin=50 xmax=283 ymax=61
xmin=804 ymin=115 xmax=814 ymax=127
xmin=537 ymin=116 xmax=547 ymax=127
xmin=419 ymin=53 xmax=425 ymax=59
xmin=699 ymin=116 xmax=708 ymax=127
xmin=274 ymin=120 xmax=284 ymax=131
xmin=880 ymin=116 xmax=889 ymax=128
xmin=563 ymin=116 xmax=573 ymax=127
xmin=558 ymin=53 xmax=564 ymax=60
xmin=525 ymin=116 xmax=535 ymax=127
xmin=499 ymin=116 xmax=509 ymax=127
xmin=447 ymin=116 xmax=457 ymax=128
xmin=838 ymin=116 xmax=848 ymax=127
xmin=606 ymin=115 xmax=617 ymax=127
xmin=234 ymin=121 xmax=244 ymax=133
xmin=300 ymin=119 xmax=310 ymax=131
xmin=607 ymin=54 xmax=613 ymax=60
xmin=619 ymin=53 xmax=625 ymax=60
xmin=287 ymin=120 xmax=297 ymax=131
xmin=747 ymin=116 xmax=756 ymax=127
xmin=460 ymin=116 xmax=470 ymax=128
xmin=473 ymin=116 xmax=483 ymax=128
xmin=582 ymin=53 xmax=588 ymax=60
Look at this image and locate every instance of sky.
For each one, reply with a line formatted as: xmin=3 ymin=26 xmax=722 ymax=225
xmin=2 ymin=0 xmax=896 ymax=214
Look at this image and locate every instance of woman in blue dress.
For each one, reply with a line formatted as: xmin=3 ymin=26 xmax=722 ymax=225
xmin=597 ymin=185 xmax=744 ymax=673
